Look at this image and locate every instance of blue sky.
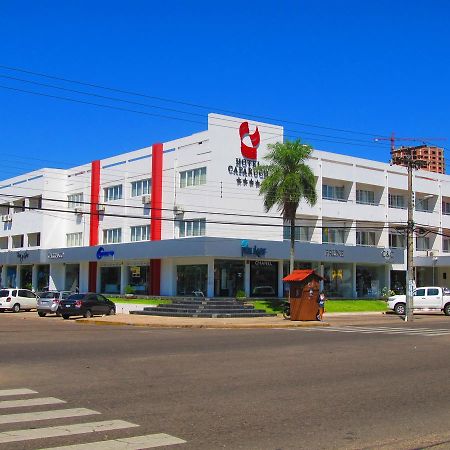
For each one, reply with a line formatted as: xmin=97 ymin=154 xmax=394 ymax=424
xmin=1 ymin=0 xmax=450 ymax=177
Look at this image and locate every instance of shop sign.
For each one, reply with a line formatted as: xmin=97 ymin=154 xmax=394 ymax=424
xmin=17 ymin=251 xmax=29 ymax=262
xmin=253 ymin=261 xmax=273 ymax=266
xmin=381 ymin=248 xmax=394 ymax=261
xmin=96 ymin=247 xmax=115 ymax=260
xmin=48 ymin=252 xmax=64 ymax=260
xmin=130 ymin=266 xmax=141 ymax=278
xmin=241 ymin=240 xmax=267 ymax=257
xmin=325 ymin=249 xmax=344 ymax=258
xmin=227 ymin=122 xmax=268 ymax=188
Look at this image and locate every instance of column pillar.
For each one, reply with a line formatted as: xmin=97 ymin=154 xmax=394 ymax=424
xmin=277 ymin=261 xmax=284 ymax=298
xmin=32 ymin=265 xmax=38 ymax=291
xmin=150 ymin=142 xmax=163 ymax=295
xmin=207 ymin=259 xmax=214 ymax=298
xmin=16 ymin=266 xmax=21 ymax=288
xmin=0 ymin=266 xmax=6 ymax=288
xmin=120 ymin=264 xmax=128 ymax=295
xmin=352 ymin=263 xmax=357 ymax=298
xmin=244 ymin=260 xmax=251 ymax=297
xmin=88 ymin=160 xmax=101 ymax=292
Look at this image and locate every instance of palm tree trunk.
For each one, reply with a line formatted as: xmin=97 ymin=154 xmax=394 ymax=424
xmin=290 ymin=216 xmax=295 ymax=274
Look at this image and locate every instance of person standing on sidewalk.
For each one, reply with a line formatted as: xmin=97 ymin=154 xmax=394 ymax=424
xmin=317 ymin=291 xmax=326 ymax=321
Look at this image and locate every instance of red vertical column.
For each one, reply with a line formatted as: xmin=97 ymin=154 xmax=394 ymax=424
xmin=88 ymin=160 xmax=101 ymax=292
xmin=150 ymin=143 xmax=163 ymax=295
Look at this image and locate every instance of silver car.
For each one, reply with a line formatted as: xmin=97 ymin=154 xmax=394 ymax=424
xmin=37 ymin=291 xmax=72 ymax=317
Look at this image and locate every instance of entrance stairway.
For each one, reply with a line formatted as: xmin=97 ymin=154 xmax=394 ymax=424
xmin=130 ymin=297 xmax=276 ymax=318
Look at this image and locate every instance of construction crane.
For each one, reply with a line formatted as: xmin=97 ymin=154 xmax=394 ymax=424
xmin=375 ymin=132 xmax=447 ymax=153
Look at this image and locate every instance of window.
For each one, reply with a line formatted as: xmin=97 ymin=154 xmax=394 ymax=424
xmin=68 ymin=193 xmax=83 ymax=208
xmin=388 ymin=194 xmax=405 ymax=209
xmin=104 ymin=185 xmax=123 ymax=201
xmin=322 ymin=228 xmax=345 ymax=244
xmin=415 ymin=288 xmax=425 ymax=296
xmin=443 ymin=202 xmax=450 ymax=215
xmin=356 ymin=190 xmax=375 ymax=205
xmin=13 ymin=199 xmax=25 ymax=213
xmin=131 ymin=179 xmax=151 ymax=197
xmin=416 ymin=236 xmax=430 ymax=251
xmin=28 ymin=232 xmax=41 ymax=247
xmin=356 ymin=231 xmax=376 ymax=246
xmin=66 ymin=232 xmax=83 ymax=247
xmin=179 ymin=218 xmax=206 ymax=237
xmin=103 ymin=228 xmax=122 ymax=244
xmin=131 ymin=225 xmax=150 ymax=242
xmin=443 ymin=238 xmax=450 ymax=253
xmin=428 ymin=288 xmax=439 ymax=296
xmin=283 ymin=226 xmax=310 ymax=241
xmin=322 ymin=185 xmax=345 ymax=201
xmin=389 ymin=233 xmax=405 ymax=248
xmin=180 ymin=167 xmax=207 ymax=188
xmin=415 ymin=197 xmax=431 ymax=212
xmin=12 ymin=235 xmax=24 ymax=248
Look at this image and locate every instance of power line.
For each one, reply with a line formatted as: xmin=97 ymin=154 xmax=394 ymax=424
xmin=0 ymin=82 xmax=386 ymax=149
xmin=0 ymin=195 xmax=401 ymax=230
xmin=0 ymin=63 xmax=391 ymax=138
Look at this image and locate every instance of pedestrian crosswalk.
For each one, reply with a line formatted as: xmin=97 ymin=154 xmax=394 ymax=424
xmin=310 ymin=325 xmax=450 ymax=337
xmin=0 ymin=388 xmax=186 ymax=449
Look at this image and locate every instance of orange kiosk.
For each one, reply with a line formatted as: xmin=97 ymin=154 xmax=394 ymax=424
xmin=283 ymin=269 xmax=324 ymax=321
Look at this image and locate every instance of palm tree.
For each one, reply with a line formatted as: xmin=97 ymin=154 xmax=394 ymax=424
xmin=259 ymin=139 xmax=317 ymax=274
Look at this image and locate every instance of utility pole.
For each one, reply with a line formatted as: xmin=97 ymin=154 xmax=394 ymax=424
xmin=391 ymin=148 xmax=427 ymax=322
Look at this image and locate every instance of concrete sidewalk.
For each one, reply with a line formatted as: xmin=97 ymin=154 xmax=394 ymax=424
xmin=76 ymin=312 xmax=385 ymax=329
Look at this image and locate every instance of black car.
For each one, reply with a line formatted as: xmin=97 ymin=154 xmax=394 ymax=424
xmin=59 ymin=293 xmax=115 ymax=319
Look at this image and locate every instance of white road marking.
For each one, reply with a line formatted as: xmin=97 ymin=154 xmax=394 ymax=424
xmin=313 ymin=326 xmax=450 ymax=336
xmin=0 ymin=388 xmax=38 ymax=397
xmin=39 ymin=433 xmax=186 ymax=449
xmin=0 ymin=397 xmax=66 ymax=409
xmin=0 ymin=419 xmax=138 ymax=444
xmin=0 ymin=408 xmax=100 ymax=425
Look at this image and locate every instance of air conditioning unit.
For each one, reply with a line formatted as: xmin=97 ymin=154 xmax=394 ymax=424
xmin=96 ymin=204 xmax=105 ymax=212
xmin=74 ymin=207 xmax=83 ymax=215
xmin=427 ymin=251 xmax=436 ymax=257
xmin=142 ymin=194 xmax=151 ymax=204
xmin=173 ymin=205 xmax=185 ymax=216
xmin=1 ymin=214 xmax=12 ymax=222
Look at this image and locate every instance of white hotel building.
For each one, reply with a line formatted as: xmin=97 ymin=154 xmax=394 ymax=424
xmin=0 ymin=113 xmax=449 ymax=298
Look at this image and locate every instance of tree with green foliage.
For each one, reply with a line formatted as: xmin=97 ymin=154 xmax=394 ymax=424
xmin=259 ymin=139 xmax=317 ymax=273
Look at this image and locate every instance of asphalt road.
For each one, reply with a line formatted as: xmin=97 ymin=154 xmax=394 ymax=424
xmin=0 ymin=312 xmax=450 ymax=450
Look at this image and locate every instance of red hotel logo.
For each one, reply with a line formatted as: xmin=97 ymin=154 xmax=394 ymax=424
xmin=239 ymin=121 xmax=260 ymax=160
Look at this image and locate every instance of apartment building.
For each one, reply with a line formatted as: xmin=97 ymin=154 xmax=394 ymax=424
xmin=392 ymin=145 xmax=445 ymax=174
xmin=0 ymin=113 xmax=447 ymax=298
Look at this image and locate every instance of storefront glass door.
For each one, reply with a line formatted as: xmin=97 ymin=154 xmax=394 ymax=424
xmin=214 ymin=260 xmax=244 ymax=297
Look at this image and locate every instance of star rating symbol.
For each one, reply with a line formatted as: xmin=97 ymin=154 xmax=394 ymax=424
xmin=243 ymin=178 xmax=248 ymax=186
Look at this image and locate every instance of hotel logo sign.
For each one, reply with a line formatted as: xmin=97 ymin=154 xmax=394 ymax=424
xmin=239 ymin=121 xmax=260 ymax=160
xmin=227 ymin=122 xmax=268 ymax=188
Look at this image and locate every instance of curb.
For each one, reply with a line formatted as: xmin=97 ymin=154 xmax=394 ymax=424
xmin=75 ymin=318 xmax=331 ymax=329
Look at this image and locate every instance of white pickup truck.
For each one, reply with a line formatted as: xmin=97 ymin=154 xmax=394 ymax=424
xmin=387 ymin=287 xmax=450 ymax=316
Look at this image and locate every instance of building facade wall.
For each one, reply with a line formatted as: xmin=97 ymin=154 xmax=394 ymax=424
xmin=4 ymin=113 xmax=449 ymax=297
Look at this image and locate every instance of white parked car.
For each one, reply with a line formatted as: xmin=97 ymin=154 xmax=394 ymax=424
xmin=0 ymin=289 xmax=38 ymax=313
xmin=387 ymin=286 xmax=450 ymax=316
